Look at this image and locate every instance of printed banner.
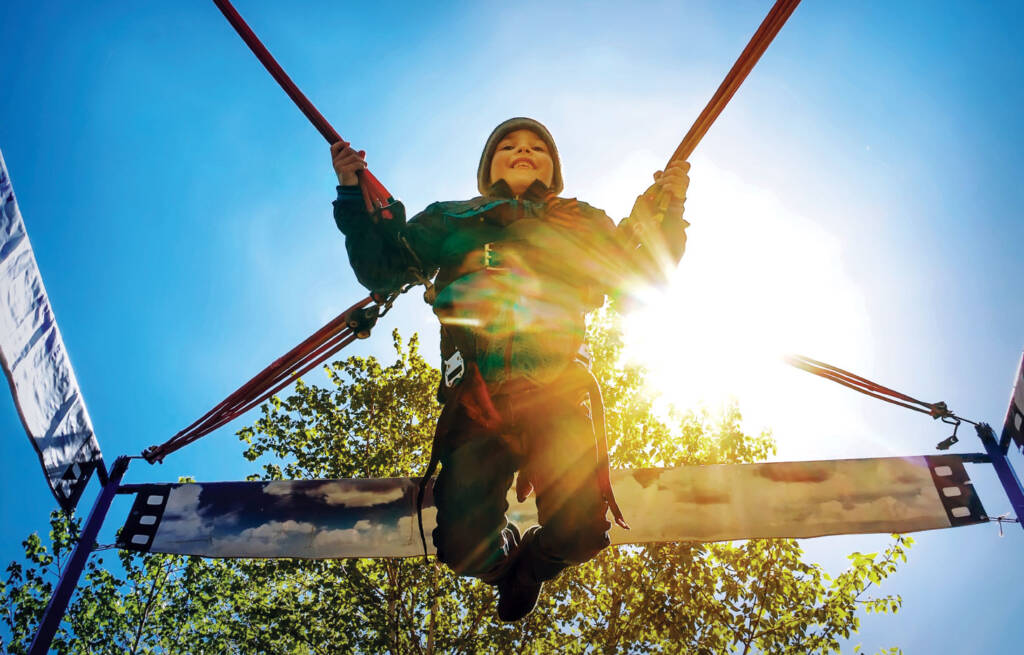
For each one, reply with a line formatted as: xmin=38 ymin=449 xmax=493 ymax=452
xmin=1004 ymin=353 xmax=1024 ymax=451
xmin=117 ymin=455 xmax=985 ymax=559
xmin=0 ymin=149 xmax=104 ymax=512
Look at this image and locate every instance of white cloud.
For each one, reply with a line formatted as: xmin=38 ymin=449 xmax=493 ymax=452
xmin=262 ymin=481 xmax=295 ymax=496
xmin=319 ymin=483 xmax=406 ymax=507
xmin=263 ymin=480 xmax=407 ymax=507
xmin=311 ymin=529 xmax=365 ymax=552
xmin=211 ymin=520 xmax=318 ymax=557
xmin=152 ymin=484 xmax=213 ymax=547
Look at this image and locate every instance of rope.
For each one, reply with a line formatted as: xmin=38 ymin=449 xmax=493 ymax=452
xmin=667 ymin=0 xmax=802 ymax=166
xmin=211 ymin=0 xmax=394 ymax=218
xmin=143 ymin=296 xmax=376 ymax=463
xmin=578 ymin=363 xmax=629 ymax=530
xmin=784 ymin=354 xmax=970 ymax=422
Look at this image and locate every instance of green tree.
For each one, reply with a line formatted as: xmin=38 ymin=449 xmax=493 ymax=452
xmin=2 ymin=311 xmax=910 ymax=653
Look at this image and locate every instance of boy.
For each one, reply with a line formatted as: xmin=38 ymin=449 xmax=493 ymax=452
xmin=331 ymin=117 xmax=689 ymax=621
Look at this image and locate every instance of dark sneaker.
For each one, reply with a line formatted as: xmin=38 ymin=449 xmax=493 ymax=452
xmin=497 ymin=570 xmax=542 ymax=622
xmin=496 ymin=527 xmax=543 ymax=622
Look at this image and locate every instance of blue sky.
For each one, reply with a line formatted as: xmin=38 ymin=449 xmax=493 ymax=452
xmin=2 ymin=0 xmax=1022 ymax=651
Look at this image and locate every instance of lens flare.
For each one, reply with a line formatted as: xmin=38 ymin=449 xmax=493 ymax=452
xmin=618 ymin=162 xmax=875 ymax=457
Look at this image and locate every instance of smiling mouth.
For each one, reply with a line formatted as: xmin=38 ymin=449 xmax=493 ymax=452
xmin=510 ymin=157 xmax=535 ymax=169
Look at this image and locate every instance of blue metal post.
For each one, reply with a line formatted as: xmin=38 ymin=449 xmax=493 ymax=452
xmin=976 ymin=423 xmax=1024 ymax=533
xmin=28 ymin=456 xmax=130 ymax=655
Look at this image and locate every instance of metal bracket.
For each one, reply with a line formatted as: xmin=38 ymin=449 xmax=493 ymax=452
xmin=976 ymin=423 xmax=1024 ymax=534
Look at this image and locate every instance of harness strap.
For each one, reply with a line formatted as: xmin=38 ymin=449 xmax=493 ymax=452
xmin=573 ymin=363 xmax=629 ymax=530
xmin=415 ymin=403 xmax=455 ymax=563
xmin=416 ymin=362 xmax=501 ymax=561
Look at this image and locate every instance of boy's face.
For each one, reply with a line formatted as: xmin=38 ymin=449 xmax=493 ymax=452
xmin=489 ymin=129 xmax=554 ymax=195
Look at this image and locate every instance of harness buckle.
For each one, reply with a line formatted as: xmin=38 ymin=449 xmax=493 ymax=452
xmin=483 ymin=242 xmax=507 ymax=272
xmin=443 ymin=350 xmax=465 ymax=387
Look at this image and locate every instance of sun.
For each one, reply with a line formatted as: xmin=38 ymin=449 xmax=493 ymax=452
xmin=617 ymin=161 xmax=875 ymax=456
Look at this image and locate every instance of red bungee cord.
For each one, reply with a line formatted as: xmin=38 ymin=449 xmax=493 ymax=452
xmin=142 ymin=296 xmax=376 ymax=463
xmin=143 ymin=1 xmax=405 ymax=463
xmin=668 ymin=0 xmax=802 ymax=166
xmin=144 ymin=0 xmax=803 ymax=463
xmin=211 ymin=0 xmax=394 ymax=220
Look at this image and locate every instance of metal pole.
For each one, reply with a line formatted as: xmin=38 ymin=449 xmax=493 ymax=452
xmin=28 ymin=456 xmax=130 ymax=655
xmin=976 ymin=423 xmax=1024 ymax=533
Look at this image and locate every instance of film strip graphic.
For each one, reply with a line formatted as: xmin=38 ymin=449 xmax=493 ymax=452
xmin=926 ymin=455 xmax=988 ymax=527
xmin=117 ymin=485 xmax=171 ymax=552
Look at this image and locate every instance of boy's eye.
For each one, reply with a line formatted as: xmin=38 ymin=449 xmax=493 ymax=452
xmin=532 ymin=146 xmax=546 ymax=152
xmin=499 ymin=145 xmax=514 ymax=150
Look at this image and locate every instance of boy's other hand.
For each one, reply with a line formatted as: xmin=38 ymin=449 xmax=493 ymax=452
xmin=331 ymin=142 xmax=367 ymax=186
xmin=652 ymin=161 xmax=690 ymax=203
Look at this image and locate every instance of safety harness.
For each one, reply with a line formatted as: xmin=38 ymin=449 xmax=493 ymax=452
xmin=415 ymin=354 xmax=628 ymax=562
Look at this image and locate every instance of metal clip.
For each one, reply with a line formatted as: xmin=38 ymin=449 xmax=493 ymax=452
xmin=343 ymin=306 xmax=379 ymax=339
xmin=936 ymin=417 xmax=961 ymax=451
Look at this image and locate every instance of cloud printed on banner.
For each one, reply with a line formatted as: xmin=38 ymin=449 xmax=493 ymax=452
xmin=664 ymin=478 xmax=733 ymax=506
xmin=213 ymin=520 xmax=321 ymax=556
xmin=153 ymin=479 xmax=423 ymax=557
xmin=154 ymin=484 xmax=241 ymax=547
xmin=203 ymin=510 xmax=437 ymax=558
xmin=607 ymin=457 xmax=949 ymax=543
xmin=263 ymin=480 xmax=407 ymax=507
xmin=755 ymin=462 xmax=834 ymax=484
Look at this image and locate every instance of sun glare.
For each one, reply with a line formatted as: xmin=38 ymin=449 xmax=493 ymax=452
xmin=618 ymin=161 xmax=876 ymax=457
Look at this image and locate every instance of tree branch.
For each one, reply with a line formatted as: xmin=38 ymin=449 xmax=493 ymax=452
xmin=129 ymin=557 xmax=175 ymax=654
xmin=453 ymin=595 xmax=493 ymax=655
xmin=741 ymin=544 xmax=776 ymax=655
xmin=851 ymin=542 xmax=901 ymax=605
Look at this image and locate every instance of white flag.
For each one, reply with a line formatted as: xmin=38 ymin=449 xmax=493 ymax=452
xmin=0 ymin=148 xmax=104 ymax=512
xmin=1005 ymin=353 xmax=1024 ymax=452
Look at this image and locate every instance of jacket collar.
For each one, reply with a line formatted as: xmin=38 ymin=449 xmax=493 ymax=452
xmin=485 ymin=178 xmax=551 ymax=202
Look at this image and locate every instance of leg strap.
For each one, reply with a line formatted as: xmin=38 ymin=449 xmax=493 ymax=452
xmin=417 ymin=362 xmax=502 ymax=562
xmin=575 ymin=363 xmax=629 ymax=530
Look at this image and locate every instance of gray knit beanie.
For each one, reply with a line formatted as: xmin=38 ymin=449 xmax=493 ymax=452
xmin=477 ymin=117 xmax=563 ymax=195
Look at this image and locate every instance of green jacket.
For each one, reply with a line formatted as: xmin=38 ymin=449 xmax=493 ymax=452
xmin=333 ymin=179 xmax=687 ymax=391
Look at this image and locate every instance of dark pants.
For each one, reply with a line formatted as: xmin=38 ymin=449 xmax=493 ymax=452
xmin=432 ymin=384 xmax=611 ymax=584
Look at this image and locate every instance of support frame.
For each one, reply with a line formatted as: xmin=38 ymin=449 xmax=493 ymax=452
xmin=28 ymin=456 xmax=130 ymax=655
